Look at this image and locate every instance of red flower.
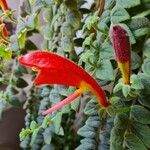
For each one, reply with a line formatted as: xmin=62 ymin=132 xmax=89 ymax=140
xmin=19 ymin=51 xmax=110 ymax=115
xmin=110 ymin=25 xmax=131 ymax=85
xmin=0 ymin=0 xmax=8 ymax=11
xmin=0 ymin=19 xmax=8 ymax=37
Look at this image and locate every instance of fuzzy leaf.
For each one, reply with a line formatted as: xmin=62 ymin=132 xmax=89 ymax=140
xmin=131 ymin=51 xmax=141 ymax=70
xmin=131 ymin=74 xmax=144 ymax=90
xmin=113 ymin=82 xmax=122 ymax=93
xmin=124 ymin=133 xmax=147 ymax=150
xmin=43 ymin=128 xmax=52 ymax=145
xmin=133 ymin=28 xmax=150 ymax=38
xmin=142 ymin=58 xmax=150 ymax=76
xmin=77 ymin=125 xmax=96 ymax=138
xmin=18 ymin=29 xmax=27 ymax=49
xmin=132 ymin=122 xmax=150 ymax=148
xmin=83 ymin=33 xmax=95 ymax=48
xmin=86 ymin=116 xmax=100 ymax=128
xmin=30 ymin=121 xmax=38 ymax=130
xmin=122 ymin=84 xmax=131 ymax=97
xmin=111 ymin=6 xmax=130 ymax=24
xmin=52 ymin=112 xmax=62 ymax=134
xmin=131 ymin=105 xmax=150 ymax=124
xmin=100 ymin=42 xmax=114 ymax=59
xmin=143 ymin=39 xmax=150 ymax=58
xmin=116 ymin=0 xmax=140 ymax=8
xmin=96 ymin=59 xmax=114 ymax=81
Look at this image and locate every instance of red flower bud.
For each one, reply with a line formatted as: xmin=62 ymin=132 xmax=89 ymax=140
xmin=110 ymin=25 xmax=131 ymax=84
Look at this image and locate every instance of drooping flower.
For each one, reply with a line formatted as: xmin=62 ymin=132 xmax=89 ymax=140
xmin=19 ymin=51 xmax=110 ymax=115
xmin=0 ymin=0 xmax=8 ymax=11
xmin=109 ymin=25 xmax=131 ymax=85
xmin=0 ymin=19 xmax=8 ymax=37
xmin=0 ymin=0 xmax=8 ymax=40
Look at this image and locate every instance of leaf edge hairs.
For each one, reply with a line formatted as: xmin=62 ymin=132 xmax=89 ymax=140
xmin=109 ymin=25 xmax=131 ymax=85
xmin=18 ymin=51 xmax=110 ymax=115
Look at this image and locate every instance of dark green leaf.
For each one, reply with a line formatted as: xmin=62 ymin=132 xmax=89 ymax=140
xmin=142 ymin=58 xmax=150 ymax=76
xmin=124 ymin=133 xmax=147 ymax=150
xmin=143 ymin=39 xmax=150 ymax=58
xmin=130 ymin=105 xmax=150 ymax=124
xmin=16 ymin=78 xmax=28 ymax=88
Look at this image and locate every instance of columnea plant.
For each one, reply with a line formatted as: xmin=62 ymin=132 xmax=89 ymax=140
xmin=0 ymin=0 xmax=150 ymax=150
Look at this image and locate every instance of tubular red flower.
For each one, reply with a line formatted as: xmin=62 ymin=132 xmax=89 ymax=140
xmin=0 ymin=19 xmax=8 ymax=37
xmin=110 ymin=25 xmax=131 ymax=84
xmin=0 ymin=0 xmax=8 ymax=11
xmin=19 ymin=51 xmax=110 ymax=115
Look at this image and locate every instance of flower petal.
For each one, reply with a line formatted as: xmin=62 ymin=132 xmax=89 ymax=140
xmin=19 ymin=51 xmax=110 ymax=107
xmin=42 ymin=90 xmax=81 ymax=115
xmin=0 ymin=0 xmax=8 ymax=11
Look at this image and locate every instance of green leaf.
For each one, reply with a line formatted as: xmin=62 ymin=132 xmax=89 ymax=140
xmin=29 ymin=0 xmax=36 ymax=5
xmin=142 ymin=58 xmax=150 ymax=76
xmin=83 ymin=33 xmax=95 ymax=48
xmin=19 ymin=128 xmax=32 ymax=141
xmin=143 ymin=39 xmax=150 ymax=58
xmin=83 ymin=15 xmax=99 ymax=31
xmin=133 ymin=27 xmax=150 ymax=38
xmin=124 ymin=133 xmax=147 ymax=150
xmin=71 ymin=97 xmax=80 ymax=111
xmin=114 ymin=113 xmax=129 ymax=129
xmin=131 ymin=74 xmax=144 ymax=90
xmin=43 ymin=128 xmax=52 ymax=145
xmin=111 ymin=6 xmax=130 ymax=24
xmin=86 ymin=116 xmax=100 ymax=128
xmin=128 ymin=17 xmax=150 ymax=31
xmin=113 ymin=82 xmax=123 ymax=93
xmin=41 ymin=116 xmax=52 ymax=129
xmin=96 ymin=59 xmax=114 ymax=81
xmin=79 ymin=50 xmax=95 ymax=64
xmin=30 ymin=121 xmax=38 ymax=130
xmin=66 ymin=10 xmax=81 ymax=30
xmin=110 ymin=127 xmax=126 ymax=150
xmin=130 ymin=105 xmax=150 ymax=124
xmin=61 ymin=36 xmax=73 ymax=52
xmin=116 ymin=0 xmax=140 ymax=8
xmin=131 ymin=51 xmax=141 ymax=70
xmin=52 ymin=112 xmax=62 ymax=134
xmin=138 ymin=95 xmax=150 ymax=109
xmin=18 ymin=28 xmax=27 ymax=49
xmin=61 ymin=22 xmax=73 ymax=37
xmin=122 ymin=84 xmax=131 ymax=97
xmin=0 ymin=44 xmax=12 ymax=61
xmin=30 ymin=128 xmax=40 ymax=146
xmin=132 ymin=122 xmax=150 ymax=148
xmin=100 ymin=42 xmax=114 ymax=59
xmin=77 ymin=125 xmax=96 ymax=138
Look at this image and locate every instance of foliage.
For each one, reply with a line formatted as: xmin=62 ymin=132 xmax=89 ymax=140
xmin=0 ymin=0 xmax=150 ymax=149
